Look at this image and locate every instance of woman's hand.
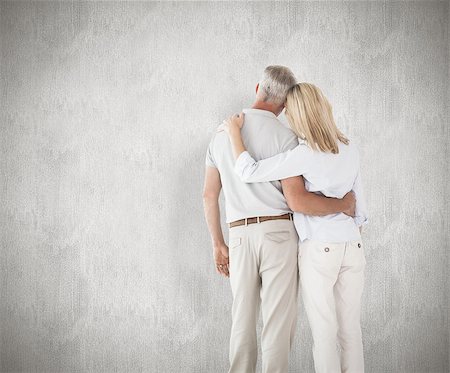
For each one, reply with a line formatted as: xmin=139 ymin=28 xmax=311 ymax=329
xmin=216 ymin=112 xmax=247 ymax=160
xmin=217 ymin=112 xmax=245 ymax=135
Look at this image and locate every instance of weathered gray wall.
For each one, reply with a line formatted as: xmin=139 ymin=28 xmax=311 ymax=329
xmin=0 ymin=1 xmax=448 ymax=372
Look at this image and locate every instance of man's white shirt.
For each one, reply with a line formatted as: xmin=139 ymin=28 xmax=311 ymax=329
xmin=205 ymin=108 xmax=298 ymax=223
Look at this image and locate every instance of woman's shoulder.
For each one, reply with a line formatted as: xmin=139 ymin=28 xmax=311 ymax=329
xmin=340 ymin=137 xmax=360 ymax=151
xmin=339 ymin=138 xmax=361 ymax=165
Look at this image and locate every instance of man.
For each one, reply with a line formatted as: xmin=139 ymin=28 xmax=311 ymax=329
xmin=202 ymin=66 xmax=355 ymax=373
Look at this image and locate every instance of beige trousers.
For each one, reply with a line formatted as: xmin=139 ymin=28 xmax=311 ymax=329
xmin=227 ymin=219 xmax=299 ymax=373
xmin=299 ymin=239 xmax=366 ymax=373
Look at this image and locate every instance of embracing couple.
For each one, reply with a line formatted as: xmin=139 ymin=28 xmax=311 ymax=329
xmin=202 ymin=65 xmax=368 ymax=373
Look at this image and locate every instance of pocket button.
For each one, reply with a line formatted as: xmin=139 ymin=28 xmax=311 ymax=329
xmin=324 ymin=247 xmax=329 ymax=252
xmin=358 ymin=243 xmax=361 ymax=248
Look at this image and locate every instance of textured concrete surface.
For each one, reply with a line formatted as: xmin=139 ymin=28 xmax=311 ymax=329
xmin=0 ymin=1 xmax=448 ymax=373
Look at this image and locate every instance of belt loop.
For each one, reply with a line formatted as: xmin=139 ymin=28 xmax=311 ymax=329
xmin=244 ymin=218 xmax=248 ymax=227
xmin=289 ymin=213 xmax=293 ymax=221
xmin=257 ymin=216 xmax=260 ymax=224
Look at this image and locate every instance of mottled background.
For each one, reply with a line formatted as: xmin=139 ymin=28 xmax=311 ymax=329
xmin=0 ymin=1 xmax=448 ymax=373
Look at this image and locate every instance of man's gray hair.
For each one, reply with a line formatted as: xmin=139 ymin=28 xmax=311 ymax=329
xmin=258 ymin=65 xmax=297 ymax=104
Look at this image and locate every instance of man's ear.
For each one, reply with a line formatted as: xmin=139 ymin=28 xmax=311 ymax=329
xmin=255 ymin=83 xmax=259 ymax=94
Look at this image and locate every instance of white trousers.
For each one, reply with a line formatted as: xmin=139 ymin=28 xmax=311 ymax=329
xmin=299 ymin=239 xmax=366 ymax=373
xmin=227 ymin=219 xmax=299 ymax=373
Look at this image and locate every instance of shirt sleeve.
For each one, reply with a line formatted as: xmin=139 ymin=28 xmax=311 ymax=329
xmin=234 ymin=144 xmax=311 ymax=183
xmin=281 ymin=135 xmax=299 ymax=152
xmin=352 ymin=168 xmax=369 ymax=227
xmin=205 ymin=136 xmax=217 ymax=168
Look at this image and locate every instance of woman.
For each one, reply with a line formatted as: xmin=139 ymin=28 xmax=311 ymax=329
xmin=220 ymin=83 xmax=368 ymax=373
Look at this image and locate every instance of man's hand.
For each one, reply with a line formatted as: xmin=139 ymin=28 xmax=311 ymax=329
xmin=342 ymin=191 xmax=356 ymax=217
xmin=213 ymin=243 xmax=229 ymax=277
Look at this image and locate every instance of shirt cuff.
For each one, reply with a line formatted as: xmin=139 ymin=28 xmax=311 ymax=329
xmin=234 ymin=151 xmax=255 ymax=177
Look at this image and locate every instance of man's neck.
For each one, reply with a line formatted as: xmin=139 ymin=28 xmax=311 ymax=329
xmin=251 ymin=101 xmax=281 ymax=116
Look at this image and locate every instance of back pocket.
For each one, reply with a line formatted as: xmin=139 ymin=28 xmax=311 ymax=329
xmin=264 ymin=230 xmax=290 ymax=243
xmin=229 ymin=237 xmax=242 ymax=250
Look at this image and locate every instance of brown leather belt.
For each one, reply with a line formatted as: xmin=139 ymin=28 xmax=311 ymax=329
xmin=229 ymin=213 xmax=293 ymax=228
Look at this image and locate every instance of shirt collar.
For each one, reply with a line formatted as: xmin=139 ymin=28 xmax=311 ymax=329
xmin=242 ymin=108 xmax=278 ymax=119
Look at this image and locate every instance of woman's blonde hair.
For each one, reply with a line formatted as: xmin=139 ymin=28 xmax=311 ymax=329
xmin=285 ymin=83 xmax=349 ymax=154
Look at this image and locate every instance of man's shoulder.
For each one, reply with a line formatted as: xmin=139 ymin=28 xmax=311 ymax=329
xmin=206 ymin=130 xmax=232 ymax=161
xmin=209 ymin=130 xmax=230 ymax=146
xmin=274 ymin=122 xmax=297 ymax=139
xmin=246 ymin=115 xmax=296 ymax=138
xmin=267 ymin=119 xmax=298 ymax=146
xmin=247 ymin=119 xmax=298 ymax=152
